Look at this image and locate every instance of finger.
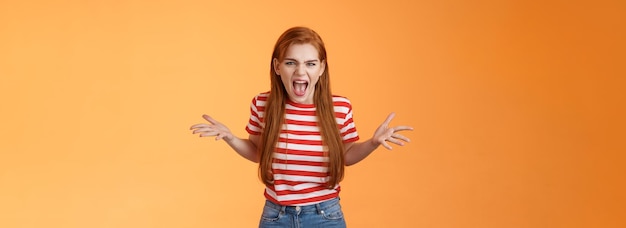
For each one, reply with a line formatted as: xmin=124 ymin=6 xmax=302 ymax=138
xmin=392 ymin=126 xmax=414 ymax=132
xmin=190 ymin=123 xmax=211 ymax=129
xmin=392 ymin=133 xmax=411 ymax=142
xmin=192 ymin=128 xmax=213 ymax=134
xmin=386 ymin=138 xmax=405 ymax=146
xmin=382 ymin=112 xmax=396 ymax=126
xmin=381 ymin=141 xmax=393 ymax=150
xmin=202 ymin=114 xmax=219 ymax=125
xmin=200 ymin=132 xmax=219 ymax=137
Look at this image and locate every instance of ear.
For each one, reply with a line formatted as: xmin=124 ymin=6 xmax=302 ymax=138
xmin=319 ymin=59 xmax=326 ymax=76
xmin=273 ymin=58 xmax=280 ymax=75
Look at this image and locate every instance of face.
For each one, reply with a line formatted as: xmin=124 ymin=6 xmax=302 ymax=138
xmin=274 ymin=43 xmax=325 ymax=104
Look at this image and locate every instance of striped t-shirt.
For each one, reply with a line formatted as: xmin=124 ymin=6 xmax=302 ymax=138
xmin=245 ymin=92 xmax=360 ymax=206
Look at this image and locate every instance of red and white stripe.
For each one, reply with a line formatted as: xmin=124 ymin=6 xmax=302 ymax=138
xmin=246 ymin=92 xmax=359 ymax=206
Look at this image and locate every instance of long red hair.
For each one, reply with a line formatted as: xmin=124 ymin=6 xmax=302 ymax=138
xmin=258 ymin=27 xmax=344 ymax=189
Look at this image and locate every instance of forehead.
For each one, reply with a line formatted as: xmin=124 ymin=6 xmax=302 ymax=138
xmin=283 ymin=43 xmax=320 ymax=60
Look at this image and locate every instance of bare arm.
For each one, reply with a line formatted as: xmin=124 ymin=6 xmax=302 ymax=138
xmin=343 ymin=112 xmax=413 ymax=166
xmin=222 ymin=134 xmax=260 ymax=163
xmin=190 ymin=115 xmax=260 ymax=163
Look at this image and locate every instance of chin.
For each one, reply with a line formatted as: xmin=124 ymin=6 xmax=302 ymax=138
xmin=289 ymin=95 xmax=313 ymax=104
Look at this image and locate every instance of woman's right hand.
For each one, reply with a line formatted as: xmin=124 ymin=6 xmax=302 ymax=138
xmin=190 ymin=115 xmax=234 ymax=141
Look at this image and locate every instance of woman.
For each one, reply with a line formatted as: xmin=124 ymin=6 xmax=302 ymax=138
xmin=190 ymin=26 xmax=413 ymax=227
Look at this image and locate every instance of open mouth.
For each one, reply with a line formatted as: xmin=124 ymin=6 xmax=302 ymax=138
xmin=293 ymin=80 xmax=308 ymax=96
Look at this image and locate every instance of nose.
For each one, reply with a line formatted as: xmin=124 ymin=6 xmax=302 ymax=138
xmin=295 ymin=63 xmax=306 ymax=75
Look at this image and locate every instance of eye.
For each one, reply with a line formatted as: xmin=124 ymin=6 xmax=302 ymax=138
xmin=285 ymin=61 xmax=296 ymax=65
xmin=306 ymin=62 xmax=317 ymax=66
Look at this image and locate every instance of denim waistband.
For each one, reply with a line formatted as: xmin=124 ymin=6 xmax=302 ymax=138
xmin=264 ymin=197 xmax=340 ymax=214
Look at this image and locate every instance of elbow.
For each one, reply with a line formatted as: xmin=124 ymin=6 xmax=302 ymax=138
xmin=249 ymin=154 xmax=260 ymax=163
xmin=344 ymin=158 xmax=357 ymax=166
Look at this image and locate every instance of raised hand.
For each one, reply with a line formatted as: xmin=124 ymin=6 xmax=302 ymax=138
xmin=371 ymin=112 xmax=413 ymax=150
xmin=189 ymin=115 xmax=234 ymax=141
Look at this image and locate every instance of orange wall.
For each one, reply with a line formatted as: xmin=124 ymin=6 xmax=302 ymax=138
xmin=1 ymin=0 xmax=624 ymax=227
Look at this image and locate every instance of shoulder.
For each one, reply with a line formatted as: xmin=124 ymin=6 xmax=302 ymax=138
xmin=251 ymin=91 xmax=270 ymax=105
xmin=332 ymin=95 xmax=352 ymax=106
xmin=332 ymin=95 xmax=353 ymax=114
xmin=255 ymin=91 xmax=270 ymax=101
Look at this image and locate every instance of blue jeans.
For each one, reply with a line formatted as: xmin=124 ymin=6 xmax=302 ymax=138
xmin=259 ymin=197 xmax=347 ymax=228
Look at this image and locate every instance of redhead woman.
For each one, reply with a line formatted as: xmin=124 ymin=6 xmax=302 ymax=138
xmin=190 ymin=27 xmax=413 ymax=228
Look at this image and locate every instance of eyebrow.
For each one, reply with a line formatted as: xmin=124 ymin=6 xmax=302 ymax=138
xmin=284 ymin=58 xmax=319 ymax=63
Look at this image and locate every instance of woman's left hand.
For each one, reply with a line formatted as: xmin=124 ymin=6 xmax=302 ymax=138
xmin=371 ymin=112 xmax=413 ymax=150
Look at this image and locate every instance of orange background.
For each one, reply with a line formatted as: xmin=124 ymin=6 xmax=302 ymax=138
xmin=1 ymin=0 xmax=624 ymax=227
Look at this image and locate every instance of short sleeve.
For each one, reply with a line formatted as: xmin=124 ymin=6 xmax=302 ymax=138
xmin=337 ymin=97 xmax=359 ymax=143
xmin=245 ymin=94 xmax=264 ymax=135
